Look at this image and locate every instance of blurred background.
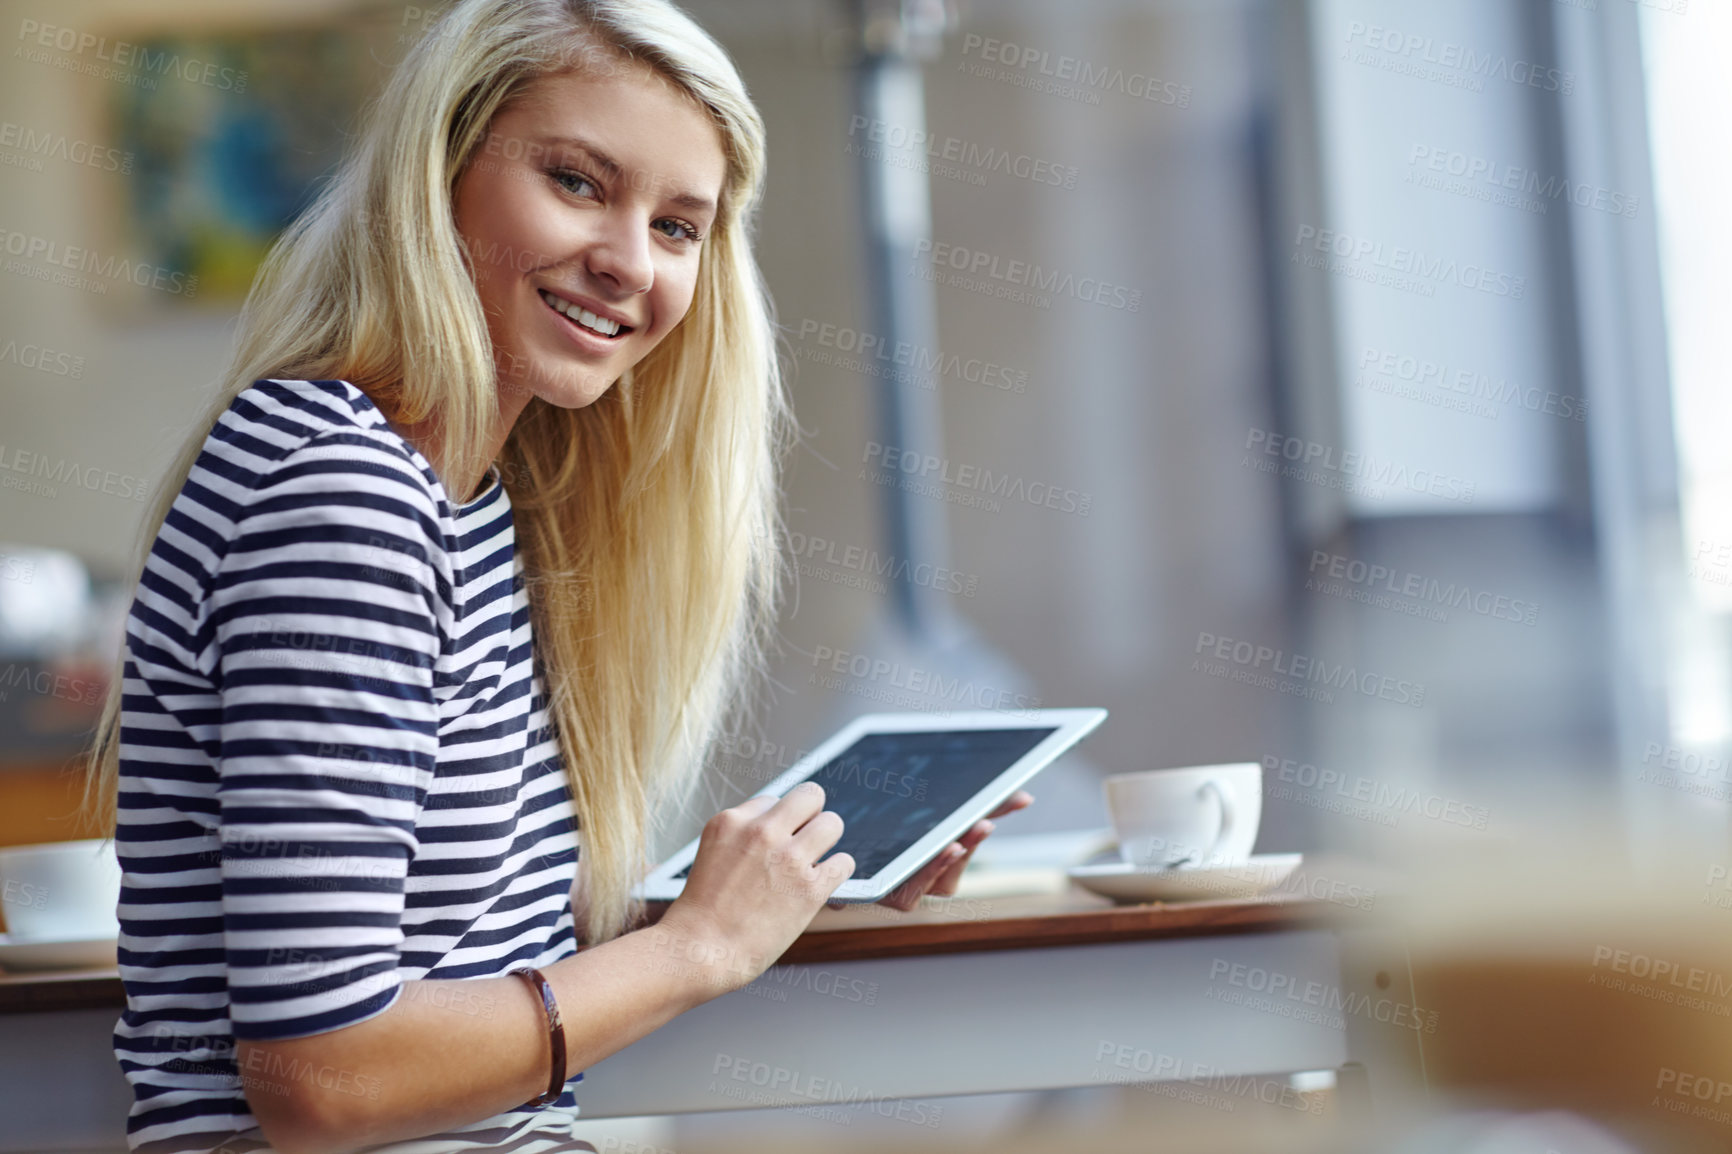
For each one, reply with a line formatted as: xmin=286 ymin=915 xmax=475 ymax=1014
xmin=1 ymin=0 xmax=1727 ymax=1149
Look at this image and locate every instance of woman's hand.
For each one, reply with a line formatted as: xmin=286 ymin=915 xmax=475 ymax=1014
xmin=869 ymin=790 xmax=1034 ymax=912
xmin=653 ymin=782 xmax=854 ymax=996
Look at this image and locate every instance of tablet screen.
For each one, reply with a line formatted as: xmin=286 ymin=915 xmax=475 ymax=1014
xmin=676 ymin=726 xmax=1057 ymax=882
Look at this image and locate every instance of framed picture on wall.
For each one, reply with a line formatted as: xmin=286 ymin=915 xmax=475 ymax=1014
xmin=104 ymin=18 xmax=392 ymax=308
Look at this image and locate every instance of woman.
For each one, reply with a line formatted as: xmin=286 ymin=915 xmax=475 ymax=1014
xmin=80 ymin=2 xmax=1025 ymax=1152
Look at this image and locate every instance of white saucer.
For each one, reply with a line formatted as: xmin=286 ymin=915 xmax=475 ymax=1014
xmin=1068 ymin=853 xmax=1303 ymax=903
xmin=0 ymin=932 xmax=119 ymax=972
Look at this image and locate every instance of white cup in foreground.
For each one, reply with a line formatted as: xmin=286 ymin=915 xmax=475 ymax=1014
xmin=1103 ymin=763 xmax=1262 ymax=870
xmin=0 ymin=838 xmax=123 ymax=942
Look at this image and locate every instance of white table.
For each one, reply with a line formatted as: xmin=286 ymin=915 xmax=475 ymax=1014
xmin=0 ymin=892 xmax=1421 ymax=1151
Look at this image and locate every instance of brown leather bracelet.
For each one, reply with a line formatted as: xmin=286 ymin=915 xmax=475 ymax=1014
xmin=512 ymin=966 xmax=566 ymax=1108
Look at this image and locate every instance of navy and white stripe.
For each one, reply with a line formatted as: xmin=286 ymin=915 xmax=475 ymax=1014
xmin=112 ymin=379 xmax=584 ymax=1154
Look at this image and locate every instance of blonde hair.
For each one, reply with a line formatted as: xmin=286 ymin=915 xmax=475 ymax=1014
xmin=82 ymin=0 xmax=790 ymax=944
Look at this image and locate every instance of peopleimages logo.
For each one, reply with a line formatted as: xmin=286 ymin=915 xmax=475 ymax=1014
xmin=1307 ymin=549 xmax=1540 ymax=627
xmin=0 ymin=664 xmax=104 ymax=706
xmin=1407 ymin=144 xmax=1637 ymax=218
xmin=1207 ymin=959 xmax=1437 ymax=1032
xmin=1293 ymin=225 xmax=1527 ymax=300
xmin=0 ymin=122 xmax=133 ymax=174
xmin=1245 ymin=428 xmax=1477 ymax=504
xmin=793 ymin=318 xmax=1029 ymax=394
xmin=1357 ymin=346 xmax=1586 ymax=422
xmin=1265 ymin=754 xmax=1490 ymax=830
xmin=0 ymin=337 xmax=84 ymax=378
xmin=1090 ymin=1043 xmax=1326 ymax=1116
xmin=1654 ymin=1068 xmax=1732 ymax=1129
xmin=862 ymin=441 xmax=1092 ymax=516
xmin=0 ymin=442 xmax=151 ymax=501
xmin=1343 ymin=20 xmax=1573 ymax=94
xmin=808 ymin=643 xmax=1042 ymax=716
xmin=788 ymin=530 xmax=980 ymax=599
xmin=1194 ymin=631 xmax=1426 ymax=708
xmin=0 ymin=226 xmax=198 ymax=297
xmin=1636 ymin=742 xmax=1732 ymax=806
xmin=1590 ymin=945 xmax=1732 ymax=1005
xmin=913 ymin=239 xmax=1141 ymax=312
xmin=959 ymin=34 xmax=1192 ymax=108
xmin=846 ymin=115 xmax=1079 ymax=190
xmin=15 ymin=21 xmax=249 ymax=92
xmin=709 ymin=1053 xmax=944 ymax=1129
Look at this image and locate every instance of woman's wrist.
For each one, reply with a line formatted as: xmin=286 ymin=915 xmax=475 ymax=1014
xmin=509 ymin=967 xmax=567 ymax=1108
xmin=641 ymin=905 xmax=763 ymax=1004
xmin=530 ymin=923 xmax=737 ymax=1087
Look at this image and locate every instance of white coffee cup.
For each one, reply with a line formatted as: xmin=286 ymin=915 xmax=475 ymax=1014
xmin=0 ymin=838 xmax=123 ymax=941
xmin=1103 ymin=763 xmax=1262 ymax=870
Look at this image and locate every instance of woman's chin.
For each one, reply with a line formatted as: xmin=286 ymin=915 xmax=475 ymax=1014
xmin=502 ymin=365 xmax=618 ymax=411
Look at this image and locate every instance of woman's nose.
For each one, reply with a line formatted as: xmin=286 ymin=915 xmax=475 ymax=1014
xmin=582 ymin=211 xmax=655 ymax=296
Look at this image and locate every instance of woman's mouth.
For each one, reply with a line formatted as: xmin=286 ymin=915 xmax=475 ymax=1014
xmin=538 ymin=289 xmax=631 ymax=339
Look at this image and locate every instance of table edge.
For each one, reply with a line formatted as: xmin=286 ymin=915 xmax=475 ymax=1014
xmin=779 ymin=895 xmax=1345 ymax=965
xmin=0 ymin=897 xmax=1353 ymax=1014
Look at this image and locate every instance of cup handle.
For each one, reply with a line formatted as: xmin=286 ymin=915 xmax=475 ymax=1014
xmin=1198 ymin=779 xmax=1236 ymax=865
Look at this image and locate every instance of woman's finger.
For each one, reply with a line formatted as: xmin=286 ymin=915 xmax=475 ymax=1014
xmin=984 ymin=790 xmax=1033 ymax=821
xmin=871 ymin=806 xmax=1016 ymax=912
xmin=732 ymin=793 xmax=780 ymax=817
xmin=789 ymin=808 xmax=845 ymax=859
xmin=879 ymin=844 xmax=965 ymax=911
xmin=927 ymin=844 xmax=977 ymax=896
xmin=886 ymin=818 xmax=1000 ymax=905
xmin=765 ymin=780 xmax=827 ymax=832
xmin=928 ymin=820 xmax=994 ymax=892
xmin=958 ymin=818 xmax=995 ymax=848
xmin=927 ymin=811 xmax=1014 ymax=896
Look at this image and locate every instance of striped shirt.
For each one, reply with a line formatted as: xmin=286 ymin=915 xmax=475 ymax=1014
xmin=113 ymin=379 xmax=586 ymax=1154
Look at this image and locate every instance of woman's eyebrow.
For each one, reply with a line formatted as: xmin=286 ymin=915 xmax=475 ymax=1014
xmin=532 ymin=133 xmax=717 ymax=219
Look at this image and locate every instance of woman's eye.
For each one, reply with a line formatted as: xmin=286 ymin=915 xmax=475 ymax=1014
xmin=655 ymin=218 xmax=703 ymax=243
xmin=551 ymin=169 xmax=597 ymax=198
xmin=548 ymin=168 xmax=701 ymax=243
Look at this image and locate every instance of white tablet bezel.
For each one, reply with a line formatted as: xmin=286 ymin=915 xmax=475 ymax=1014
xmin=636 ymin=707 xmax=1108 ymax=904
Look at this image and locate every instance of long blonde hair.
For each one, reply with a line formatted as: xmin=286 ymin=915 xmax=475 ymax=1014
xmin=81 ymin=0 xmax=790 ymax=944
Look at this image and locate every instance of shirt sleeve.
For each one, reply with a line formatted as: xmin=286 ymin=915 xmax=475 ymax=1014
xmin=211 ymin=430 xmax=446 ymax=1041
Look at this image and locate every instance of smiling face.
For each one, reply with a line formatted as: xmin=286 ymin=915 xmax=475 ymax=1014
xmin=453 ymin=60 xmax=729 ymax=414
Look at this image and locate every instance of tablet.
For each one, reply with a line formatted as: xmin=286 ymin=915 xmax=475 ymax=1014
xmin=637 ymin=707 xmax=1107 ymax=904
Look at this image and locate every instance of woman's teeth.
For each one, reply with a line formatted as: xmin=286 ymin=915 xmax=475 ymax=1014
xmin=539 ymin=289 xmax=623 ymax=337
